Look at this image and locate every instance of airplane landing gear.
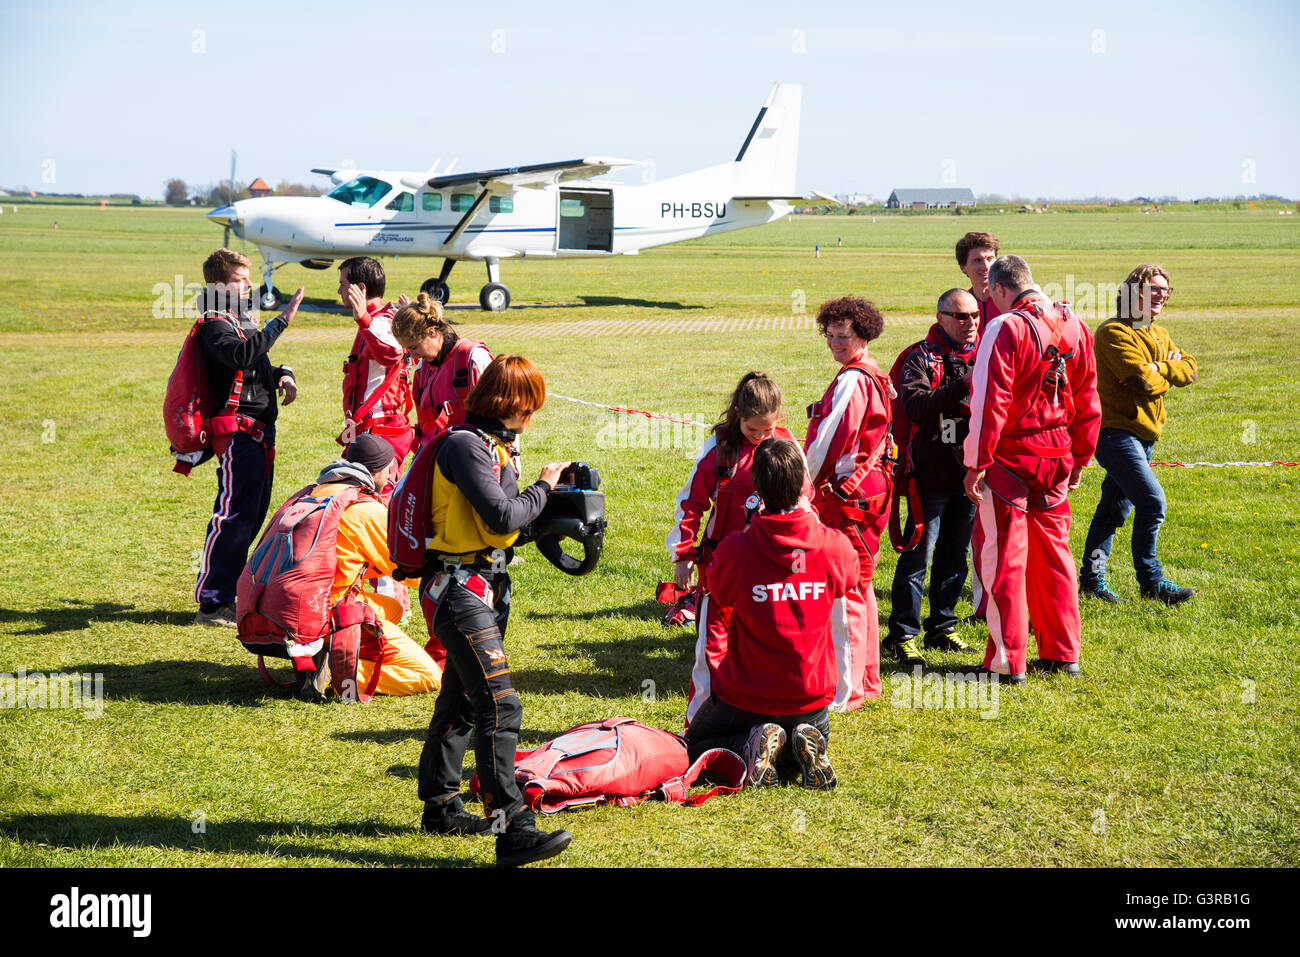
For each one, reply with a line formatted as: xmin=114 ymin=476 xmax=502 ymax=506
xmin=420 ymin=259 xmax=456 ymax=305
xmin=259 ymin=282 xmax=283 ymax=311
xmin=480 ymin=283 xmax=511 ymax=312
xmin=479 ymin=256 xmax=510 ymax=312
xmin=420 ymin=278 xmax=450 ymax=304
xmin=258 ymin=261 xmax=284 ymax=310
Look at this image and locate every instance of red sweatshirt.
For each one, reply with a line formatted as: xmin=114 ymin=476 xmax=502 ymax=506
xmin=963 ymin=291 xmax=1101 ymax=472
xmin=707 ymin=508 xmax=860 ymax=715
xmin=971 ymin=286 xmax=1002 ymax=339
xmin=343 ymin=300 xmax=411 ymax=423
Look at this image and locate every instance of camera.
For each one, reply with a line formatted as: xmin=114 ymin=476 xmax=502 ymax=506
xmin=521 ymin=461 xmax=607 ymax=576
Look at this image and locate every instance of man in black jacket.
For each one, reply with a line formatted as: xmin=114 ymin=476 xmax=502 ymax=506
xmin=884 ymin=289 xmax=981 ymax=665
xmin=192 ymin=248 xmax=303 ymax=627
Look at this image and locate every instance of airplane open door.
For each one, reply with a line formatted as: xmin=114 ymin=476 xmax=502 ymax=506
xmin=558 ymin=189 xmax=613 ymax=252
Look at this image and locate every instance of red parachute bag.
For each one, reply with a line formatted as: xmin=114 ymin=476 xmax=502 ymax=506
xmin=887 ymin=344 xmax=941 ymax=553
xmin=471 ymin=717 xmax=747 ymax=814
xmin=163 ymin=312 xmax=245 ymax=476
xmin=386 ymin=428 xmax=448 ymax=581
xmin=237 ymin=483 xmax=386 ymax=699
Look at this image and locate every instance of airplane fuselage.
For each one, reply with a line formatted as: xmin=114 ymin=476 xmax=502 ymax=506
xmin=230 ymin=171 xmax=789 ymax=265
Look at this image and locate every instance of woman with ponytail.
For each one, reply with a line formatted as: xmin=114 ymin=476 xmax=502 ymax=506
xmin=666 ymin=371 xmax=808 ymax=727
xmin=392 ymin=292 xmax=493 ymax=453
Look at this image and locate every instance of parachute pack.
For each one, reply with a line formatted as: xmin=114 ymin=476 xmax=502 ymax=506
xmin=163 ymin=311 xmax=248 ymax=475
xmin=236 ymin=483 xmax=388 ymax=702
xmin=471 ymin=717 xmax=746 ymax=814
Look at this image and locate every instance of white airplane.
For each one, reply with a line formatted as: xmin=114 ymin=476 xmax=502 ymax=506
xmin=208 ymin=83 xmax=834 ymax=312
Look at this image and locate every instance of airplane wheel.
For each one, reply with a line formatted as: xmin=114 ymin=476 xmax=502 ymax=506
xmin=480 ymin=282 xmax=510 ymax=312
xmin=259 ymin=283 xmax=282 ymax=310
xmin=420 ymin=278 xmax=450 ymax=304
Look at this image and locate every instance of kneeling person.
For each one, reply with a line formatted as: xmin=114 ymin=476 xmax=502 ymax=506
xmin=316 ymin=435 xmax=441 ymax=697
xmin=685 ymin=438 xmax=860 ymax=789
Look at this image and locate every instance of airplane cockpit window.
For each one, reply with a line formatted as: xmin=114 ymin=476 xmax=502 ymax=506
xmin=326 ymin=176 xmax=393 ymax=208
xmin=386 ymin=191 xmax=415 ymax=212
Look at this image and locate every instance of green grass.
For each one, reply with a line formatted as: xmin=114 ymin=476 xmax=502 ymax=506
xmin=1 ymin=206 xmax=1298 ymax=867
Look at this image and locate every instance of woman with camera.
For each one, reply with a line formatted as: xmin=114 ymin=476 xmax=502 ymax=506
xmin=414 ymin=354 xmax=574 ymax=867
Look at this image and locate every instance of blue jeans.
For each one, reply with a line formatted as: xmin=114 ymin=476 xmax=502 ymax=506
xmin=1080 ymin=428 xmax=1166 ymax=587
xmin=887 ymin=492 xmax=976 ymax=640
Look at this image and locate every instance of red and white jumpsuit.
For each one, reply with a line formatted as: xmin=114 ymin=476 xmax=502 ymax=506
xmin=410 ymin=337 xmax=493 ymax=455
xmin=963 ymin=292 xmax=1101 ymax=675
xmin=342 ymin=300 xmax=415 ymax=467
xmin=804 ymin=355 xmax=893 ymax=709
xmin=668 ymin=426 xmax=804 ymax=726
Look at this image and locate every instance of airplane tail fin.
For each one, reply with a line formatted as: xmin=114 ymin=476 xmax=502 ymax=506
xmin=733 ymin=83 xmax=801 ymax=195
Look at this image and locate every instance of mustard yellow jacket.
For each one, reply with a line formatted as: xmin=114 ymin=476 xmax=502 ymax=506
xmin=1093 ymin=319 xmax=1197 ymax=442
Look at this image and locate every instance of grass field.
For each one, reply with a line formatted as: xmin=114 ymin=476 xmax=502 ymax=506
xmin=1 ymin=205 xmax=1298 ymax=867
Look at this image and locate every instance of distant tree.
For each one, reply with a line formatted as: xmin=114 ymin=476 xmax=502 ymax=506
xmin=205 ymin=180 xmax=249 ymax=205
xmin=164 ymin=179 xmax=188 ymax=205
xmin=274 ymin=179 xmax=325 ymax=197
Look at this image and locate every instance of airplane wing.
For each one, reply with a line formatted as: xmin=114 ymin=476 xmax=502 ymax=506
xmin=735 ymin=190 xmax=842 ymax=207
xmin=426 ymin=157 xmax=642 ymax=191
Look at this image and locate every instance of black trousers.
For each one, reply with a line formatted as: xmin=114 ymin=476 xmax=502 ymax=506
xmin=684 ymin=692 xmax=831 ymax=765
xmin=416 ymin=571 xmax=524 ymax=821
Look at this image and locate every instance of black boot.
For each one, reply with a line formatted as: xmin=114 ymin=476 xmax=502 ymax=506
xmin=495 ymin=809 xmax=572 ymax=868
xmin=422 ymin=796 xmax=491 ymax=836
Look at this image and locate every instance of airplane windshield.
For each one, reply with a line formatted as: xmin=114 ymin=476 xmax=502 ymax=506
xmin=326 ymin=176 xmax=393 ymax=208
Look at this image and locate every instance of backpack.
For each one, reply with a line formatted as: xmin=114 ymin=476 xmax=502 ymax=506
xmin=886 ymin=343 xmax=942 ymax=553
xmin=471 ymin=717 xmax=747 ymax=814
xmin=236 ymin=483 xmax=388 ymax=701
xmin=386 ymin=425 xmax=498 ymax=580
xmin=163 ymin=311 xmax=246 ymax=475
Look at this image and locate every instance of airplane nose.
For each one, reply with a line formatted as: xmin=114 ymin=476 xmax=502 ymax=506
xmin=207 ymin=204 xmax=243 ymax=232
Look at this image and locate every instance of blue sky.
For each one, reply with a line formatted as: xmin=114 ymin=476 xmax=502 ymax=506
xmin=2 ymin=0 xmax=1297 ymax=200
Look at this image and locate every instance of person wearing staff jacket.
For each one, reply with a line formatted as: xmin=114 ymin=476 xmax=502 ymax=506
xmin=685 ymin=438 xmax=859 ymax=790
xmin=962 ymin=255 xmax=1100 ymax=681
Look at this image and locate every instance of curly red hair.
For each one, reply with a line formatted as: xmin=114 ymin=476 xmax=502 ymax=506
xmin=815 ymin=296 xmax=885 ymax=342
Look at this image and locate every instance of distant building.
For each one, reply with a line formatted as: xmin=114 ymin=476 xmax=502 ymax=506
xmin=836 ymin=192 xmax=875 ymax=206
xmin=248 ymin=178 xmax=273 ymax=198
xmin=885 ymin=188 xmax=977 ymax=209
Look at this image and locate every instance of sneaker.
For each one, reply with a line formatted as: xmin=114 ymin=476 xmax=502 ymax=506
xmin=422 ymin=796 xmax=491 ymax=836
xmin=1029 ymin=658 xmax=1082 ymax=677
xmin=495 ymin=809 xmax=572 ymax=868
xmin=1080 ymin=578 xmax=1126 ymax=603
xmin=743 ymin=723 xmax=788 ymax=788
xmin=789 ymin=724 xmax=836 ymax=790
xmin=1140 ymin=578 xmax=1195 ymax=605
xmin=923 ymin=629 xmax=975 ymax=653
xmin=193 ymin=604 xmax=236 ymax=627
xmin=882 ymin=636 xmax=926 ymax=666
xmin=959 ymin=665 xmax=1027 ymax=686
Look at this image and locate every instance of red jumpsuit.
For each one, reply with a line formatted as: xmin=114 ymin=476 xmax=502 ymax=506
xmin=410 ymin=337 xmax=492 ymax=455
xmin=342 ymin=300 xmax=415 ymax=466
xmin=963 ymin=292 xmax=1101 ymax=675
xmin=804 ymin=355 xmax=893 ymax=709
xmin=668 ymin=426 xmax=804 ymax=726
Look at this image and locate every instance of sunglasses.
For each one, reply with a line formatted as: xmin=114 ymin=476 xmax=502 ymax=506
xmin=941 ymin=311 xmax=980 ymax=321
